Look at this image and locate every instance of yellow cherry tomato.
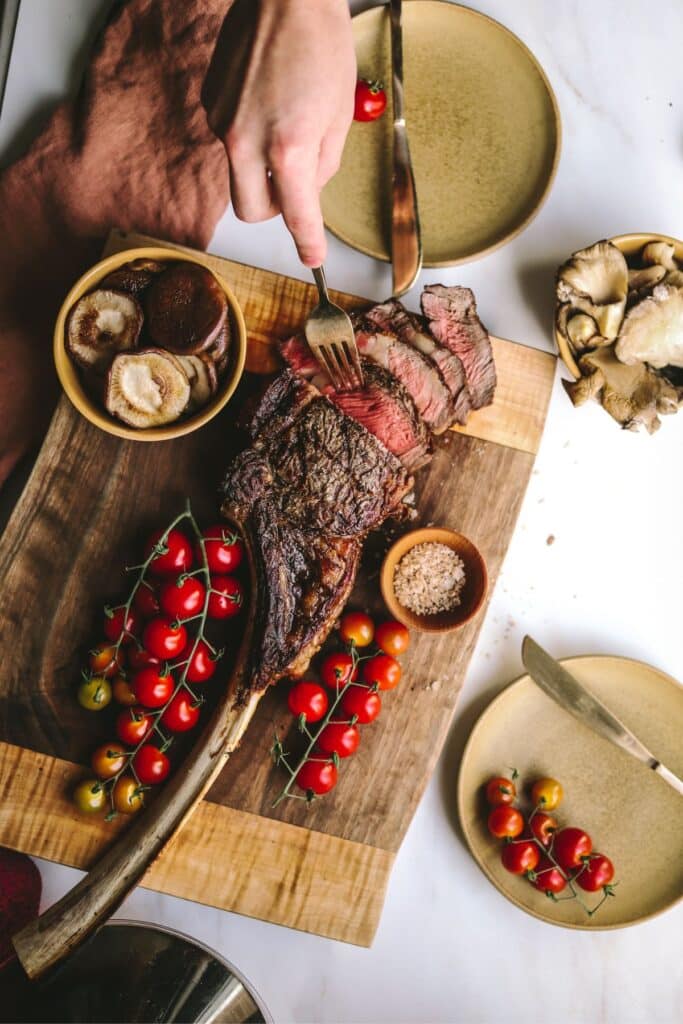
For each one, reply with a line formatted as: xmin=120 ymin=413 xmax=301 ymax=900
xmin=88 ymin=643 xmax=123 ymax=679
xmin=77 ymin=676 xmax=112 ymax=711
xmin=73 ymin=778 xmax=107 ymax=814
xmin=112 ymin=676 xmax=137 ymax=707
xmin=531 ymin=777 xmax=563 ymax=811
xmin=91 ymin=742 xmax=128 ymax=780
xmin=112 ymin=775 xmax=144 ymax=815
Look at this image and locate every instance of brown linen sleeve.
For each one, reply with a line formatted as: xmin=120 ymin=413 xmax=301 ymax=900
xmin=0 ymin=0 xmax=233 ymax=486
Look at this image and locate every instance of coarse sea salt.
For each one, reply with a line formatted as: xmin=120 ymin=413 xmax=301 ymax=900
xmin=393 ymin=542 xmax=466 ymax=616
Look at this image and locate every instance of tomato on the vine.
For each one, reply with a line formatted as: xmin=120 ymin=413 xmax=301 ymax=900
xmin=133 ymin=582 xmax=160 ymax=619
xmin=288 ymin=681 xmax=328 ymax=723
xmin=340 ymin=686 xmax=382 ymax=724
xmin=207 ymin=575 xmax=243 ymax=619
xmin=132 ymin=744 xmax=170 ymax=785
xmin=78 ymin=676 xmax=112 ymax=711
xmin=375 ymin=621 xmax=410 ymax=657
xmin=487 ymin=805 xmax=524 ymax=839
xmin=485 ymin=776 xmax=517 ymax=806
xmin=531 ymin=856 xmax=567 ymax=894
xmin=159 ymin=577 xmax=206 ymax=620
xmin=320 ymin=652 xmax=356 ymax=689
xmin=353 ymin=78 xmax=387 ymax=122
xmin=145 ymin=528 xmax=193 ymax=577
xmin=199 ymin=525 xmax=244 ymax=574
xmin=317 ymin=721 xmax=360 ymax=759
xmin=89 ymin=643 xmax=123 ymax=679
xmin=116 ymin=706 xmax=153 ymax=746
xmin=103 ymin=607 xmax=141 ymax=645
xmin=185 ymin=639 xmax=217 ymax=683
xmin=132 ymin=667 xmax=174 ymax=709
xmin=142 ymin=617 xmax=187 ymax=660
xmin=112 ymin=775 xmax=144 ymax=814
xmin=575 ymin=853 xmax=614 ymax=892
xmin=362 ymin=654 xmax=401 ymax=691
xmin=529 ymin=812 xmax=558 ymax=847
xmin=296 ymin=757 xmax=338 ymax=795
xmin=339 ymin=612 xmax=374 ymax=648
xmin=91 ymin=741 xmax=128 ymax=780
xmin=112 ymin=676 xmax=137 ymax=707
xmin=161 ymin=691 xmax=200 ymax=732
xmin=73 ymin=778 xmax=107 ymax=814
xmin=501 ymin=840 xmax=540 ymax=875
xmin=127 ymin=648 xmax=160 ymax=672
xmin=531 ymin=777 xmax=563 ymax=811
xmin=552 ymin=827 xmax=592 ymax=872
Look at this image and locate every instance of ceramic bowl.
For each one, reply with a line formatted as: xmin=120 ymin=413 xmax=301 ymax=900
xmin=53 ymin=246 xmax=247 ymax=441
xmin=380 ymin=527 xmax=487 ymax=633
xmin=554 ymin=231 xmax=683 ymax=379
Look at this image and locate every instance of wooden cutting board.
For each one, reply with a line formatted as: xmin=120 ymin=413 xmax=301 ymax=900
xmin=0 ymin=230 xmax=555 ymax=946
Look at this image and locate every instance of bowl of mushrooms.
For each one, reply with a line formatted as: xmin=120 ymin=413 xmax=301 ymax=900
xmin=554 ymin=232 xmax=683 ymax=434
xmin=54 ymin=247 xmax=247 ymax=441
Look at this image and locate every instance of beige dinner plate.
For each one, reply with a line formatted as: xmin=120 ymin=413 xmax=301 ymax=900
xmin=457 ymin=656 xmax=683 ymax=929
xmin=322 ymin=1 xmax=560 ymax=267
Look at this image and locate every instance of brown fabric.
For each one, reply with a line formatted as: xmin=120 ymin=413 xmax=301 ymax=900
xmin=0 ymin=0 xmax=233 ymax=486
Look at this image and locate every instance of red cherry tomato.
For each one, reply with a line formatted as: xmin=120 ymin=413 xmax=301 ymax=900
xmin=362 ymin=653 xmax=401 ymax=691
xmin=501 ymin=840 xmax=540 ymax=875
xmin=287 ymin=681 xmax=328 ymax=723
xmin=103 ymin=607 xmax=141 ymax=645
xmin=339 ymin=612 xmax=374 ymax=648
xmin=132 ymin=667 xmax=174 ymax=709
xmin=340 ymin=686 xmax=382 ymax=724
xmin=133 ymin=583 xmax=160 ymax=619
xmin=145 ymin=528 xmax=193 ymax=577
xmin=207 ymin=575 xmax=243 ymax=620
xmin=317 ymin=721 xmax=360 ymax=759
xmin=531 ymin=855 xmax=567 ymax=894
xmin=353 ymin=78 xmax=387 ymax=122
xmin=161 ymin=691 xmax=201 ymax=733
xmin=127 ymin=647 xmax=161 ymax=672
xmin=529 ymin=812 xmax=558 ymax=847
xmin=375 ymin=621 xmax=410 ymax=657
xmin=296 ymin=757 xmax=338 ymax=795
xmin=116 ymin=706 xmax=153 ymax=746
xmin=112 ymin=676 xmax=138 ymax=707
xmin=552 ymin=827 xmax=593 ymax=872
xmin=142 ymin=617 xmax=187 ymax=660
xmin=575 ymin=854 xmax=615 ymax=892
xmin=185 ymin=639 xmax=217 ymax=683
xmin=485 ymin=776 xmax=517 ymax=806
xmin=132 ymin=744 xmax=170 ymax=785
xmin=199 ymin=525 xmax=244 ymax=574
xmin=487 ymin=806 xmax=524 ymax=839
xmin=320 ymin=652 xmax=357 ymax=689
xmin=159 ymin=576 xmax=206 ymax=620
xmin=88 ymin=643 xmax=124 ymax=679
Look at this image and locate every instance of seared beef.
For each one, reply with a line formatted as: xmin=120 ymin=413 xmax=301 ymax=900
xmin=280 ymin=336 xmax=432 ymax=471
xmin=421 ymin=285 xmax=496 ymax=409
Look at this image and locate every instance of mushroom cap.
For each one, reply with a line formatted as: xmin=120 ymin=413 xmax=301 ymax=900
xmin=615 ymin=283 xmax=683 ymax=369
xmin=556 ymin=241 xmax=628 ymax=341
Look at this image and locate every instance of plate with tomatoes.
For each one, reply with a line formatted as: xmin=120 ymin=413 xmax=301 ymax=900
xmin=457 ymin=655 xmax=683 ymax=929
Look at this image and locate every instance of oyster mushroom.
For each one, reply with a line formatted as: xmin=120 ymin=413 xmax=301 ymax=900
xmin=563 ymin=345 xmax=666 ymax=434
xmin=556 ymin=241 xmax=628 ymax=341
xmin=66 ymin=289 xmax=143 ymax=372
xmin=641 ymin=241 xmax=677 ymax=270
xmin=106 ymin=348 xmax=190 ymax=428
xmin=628 ymin=265 xmax=666 ymax=295
xmin=615 ymin=283 xmax=683 ymax=368
xmin=145 ymin=261 xmax=228 ymax=355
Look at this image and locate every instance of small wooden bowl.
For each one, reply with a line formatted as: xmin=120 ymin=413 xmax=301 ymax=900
xmin=555 ymin=231 xmax=683 ymax=379
xmin=53 ymin=246 xmax=247 ymax=442
xmin=380 ymin=527 xmax=488 ymax=633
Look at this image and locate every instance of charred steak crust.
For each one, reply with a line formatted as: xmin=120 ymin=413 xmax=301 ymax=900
xmin=420 ymin=285 xmax=496 ymax=410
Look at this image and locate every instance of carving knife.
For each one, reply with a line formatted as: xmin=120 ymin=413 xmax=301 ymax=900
xmin=389 ymin=0 xmax=422 ymax=298
xmin=522 ymin=636 xmax=683 ymax=797
xmin=0 ymin=0 xmax=19 ymax=118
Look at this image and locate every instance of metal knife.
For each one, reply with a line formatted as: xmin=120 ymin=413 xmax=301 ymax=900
xmin=0 ymin=0 xmax=20 ymax=119
xmin=522 ymin=636 xmax=683 ymax=797
xmin=389 ymin=0 xmax=422 ymax=298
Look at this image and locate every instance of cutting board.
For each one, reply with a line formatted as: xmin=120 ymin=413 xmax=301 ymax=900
xmin=0 ymin=231 xmax=555 ymax=946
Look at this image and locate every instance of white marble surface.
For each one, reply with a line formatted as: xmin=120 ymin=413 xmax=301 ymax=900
xmin=2 ymin=2 xmax=683 ymax=1022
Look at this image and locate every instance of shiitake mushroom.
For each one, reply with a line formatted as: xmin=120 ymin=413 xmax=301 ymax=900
xmin=99 ymin=258 xmax=166 ymax=296
xmin=105 ymin=348 xmax=191 ymax=428
xmin=145 ymin=261 xmax=228 ymax=355
xmin=66 ymin=289 xmax=143 ymax=373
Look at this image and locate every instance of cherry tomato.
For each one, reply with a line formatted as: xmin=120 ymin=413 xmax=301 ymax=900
xmin=199 ymin=525 xmax=244 ymax=574
xmin=488 ymin=805 xmax=524 ymax=839
xmin=317 ymin=721 xmax=360 ymax=759
xmin=103 ymin=607 xmax=141 ymax=645
xmin=112 ymin=775 xmax=144 ymax=815
xmin=362 ymin=653 xmax=401 ymax=691
xmin=132 ymin=744 xmax=170 ymax=785
xmin=485 ymin=776 xmax=517 ymax=806
xmin=116 ymin=706 xmax=153 ymax=746
xmin=91 ymin=741 xmax=128 ymax=780
xmin=340 ymin=686 xmax=382 ymax=724
xmin=73 ymin=778 xmax=107 ymax=814
xmin=501 ymin=840 xmax=540 ymax=875
xmin=552 ymin=827 xmax=592 ymax=872
xmin=288 ymin=681 xmax=328 ymax=723
xmin=531 ymin=855 xmax=567 ymax=894
xmin=575 ymin=853 xmax=615 ymax=892
xmin=142 ymin=617 xmax=187 ymax=660
xmin=353 ymin=78 xmax=387 ymax=122
xmin=77 ymin=676 xmax=112 ymax=711
xmin=296 ymin=757 xmax=338 ymax=795
xmin=127 ymin=648 xmax=161 ymax=672
xmin=529 ymin=812 xmax=558 ymax=846
xmin=207 ymin=575 xmax=243 ymax=619
xmin=132 ymin=667 xmax=174 ymax=709
xmin=320 ymin=652 xmax=357 ymax=689
xmin=133 ymin=582 xmax=160 ymax=619
xmin=531 ymin=777 xmax=563 ymax=811
xmin=159 ymin=576 xmax=206 ymax=620
xmin=161 ymin=691 xmax=200 ymax=732
xmin=339 ymin=612 xmax=374 ymax=648
xmin=89 ymin=643 xmax=123 ymax=679
xmin=375 ymin=620 xmax=410 ymax=657
xmin=185 ymin=639 xmax=217 ymax=683
xmin=145 ymin=528 xmax=193 ymax=577
xmin=112 ymin=676 xmax=138 ymax=707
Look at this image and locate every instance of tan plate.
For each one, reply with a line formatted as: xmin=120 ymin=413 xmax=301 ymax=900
xmin=555 ymin=231 xmax=683 ymax=378
xmin=457 ymin=656 xmax=683 ymax=929
xmin=322 ymin=1 xmax=561 ymax=267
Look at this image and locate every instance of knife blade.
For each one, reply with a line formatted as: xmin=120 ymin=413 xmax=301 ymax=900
xmin=0 ymin=0 xmax=20 ymax=119
xmin=389 ymin=0 xmax=422 ymax=298
xmin=522 ymin=636 xmax=683 ymax=797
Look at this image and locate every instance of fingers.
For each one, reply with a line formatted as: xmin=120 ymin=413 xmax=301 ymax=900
xmin=270 ymin=142 xmax=327 ymax=267
xmin=225 ymin=131 xmax=278 ymax=223
xmin=316 ymin=122 xmax=348 ymax=189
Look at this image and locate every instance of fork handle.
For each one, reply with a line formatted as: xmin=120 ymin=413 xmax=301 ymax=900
xmin=312 ymin=265 xmax=329 ymax=303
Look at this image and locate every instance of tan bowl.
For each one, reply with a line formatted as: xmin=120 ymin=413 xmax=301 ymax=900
xmin=380 ymin=527 xmax=488 ymax=633
xmin=53 ymin=246 xmax=247 ymax=441
xmin=555 ymin=231 xmax=683 ymax=379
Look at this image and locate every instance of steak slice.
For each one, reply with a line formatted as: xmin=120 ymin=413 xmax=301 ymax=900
xmin=362 ymin=300 xmax=471 ymax=424
xmin=421 ymin=285 xmax=496 ymax=409
xmin=280 ymin=336 xmax=432 ymax=471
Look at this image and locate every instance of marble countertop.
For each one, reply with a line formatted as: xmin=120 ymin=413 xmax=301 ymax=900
xmin=2 ymin=2 xmax=682 ymax=1021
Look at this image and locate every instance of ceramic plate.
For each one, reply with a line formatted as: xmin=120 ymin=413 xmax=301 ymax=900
xmin=322 ymin=1 xmax=561 ymax=267
xmin=457 ymin=656 xmax=683 ymax=929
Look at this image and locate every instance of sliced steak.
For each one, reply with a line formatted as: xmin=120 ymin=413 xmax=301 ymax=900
xmin=421 ymin=285 xmax=496 ymax=409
